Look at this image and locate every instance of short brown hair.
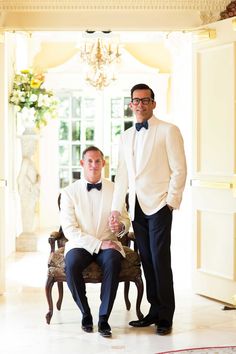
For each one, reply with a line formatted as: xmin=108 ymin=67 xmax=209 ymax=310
xmin=131 ymin=83 xmax=155 ymax=100
xmin=82 ymin=146 xmax=104 ymax=159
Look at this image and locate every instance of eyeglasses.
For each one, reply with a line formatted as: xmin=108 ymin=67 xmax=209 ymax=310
xmin=131 ymin=97 xmax=154 ymax=105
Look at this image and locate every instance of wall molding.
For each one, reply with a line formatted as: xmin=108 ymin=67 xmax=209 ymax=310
xmin=0 ymin=0 xmax=231 ymax=12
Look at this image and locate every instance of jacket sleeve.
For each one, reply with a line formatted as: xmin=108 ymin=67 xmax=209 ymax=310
xmin=166 ymin=125 xmax=187 ymax=209
xmin=116 ymin=201 xmax=131 ymax=238
xmin=111 ymin=135 xmax=129 ymax=213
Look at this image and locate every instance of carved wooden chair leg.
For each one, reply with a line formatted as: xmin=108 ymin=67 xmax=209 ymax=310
xmin=45 ymin=276 xmax=55 ymax=324
xmin=124 ymin=281 xmax=131 ymax=311
xmin=135 ymin=275 xmax=144 ymax=320
xmin=56 ymin=281 xmax=64 ymax=310
xmin=124 ymin=281 xmax=131 ymax=310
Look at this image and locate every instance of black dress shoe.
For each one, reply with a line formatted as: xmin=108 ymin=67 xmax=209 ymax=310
xmin=156 ymin=320 xmax=172 ymax=336
xmin=81 ymin=314 xmax=93 ymax=333
xmin=98 ymin=321 xmax=112 ymax=337
xmin=129 ymin=315 xmax=158 ymax=327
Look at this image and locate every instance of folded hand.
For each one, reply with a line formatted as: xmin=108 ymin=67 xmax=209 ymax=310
xmin=100 ymin=240 xmax=121 ymax=251
xmin=109 ymin=211 xmax=121 ymax=233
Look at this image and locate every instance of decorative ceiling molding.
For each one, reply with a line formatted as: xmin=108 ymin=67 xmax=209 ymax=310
xmin=0 ymin=0 xmax=232 ymax=30
xmin=200 ymin=11 xmax=220 ymax=25
xmin=0 ymin=0 xmax=231 ymax=12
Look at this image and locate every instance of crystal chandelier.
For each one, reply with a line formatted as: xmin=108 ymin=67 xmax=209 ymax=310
xmin=80 ymin=33 xmax=121 ymax=90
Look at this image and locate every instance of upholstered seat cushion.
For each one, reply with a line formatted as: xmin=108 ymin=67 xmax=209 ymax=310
xmin=48 ymin=246 xmax=141 ymax=281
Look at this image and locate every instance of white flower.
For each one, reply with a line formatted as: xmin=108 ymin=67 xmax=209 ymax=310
xmin=10 ymin=90 xmax=25 ymax=104
xmin=29 ymin=94 xmax=38 ymax=103
xmin=15 ymin=105 xmax=21 ymax=112
xmin=38 ymin=93 xmax=51 ymax=108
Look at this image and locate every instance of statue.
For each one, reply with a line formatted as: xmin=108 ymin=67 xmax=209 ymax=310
xmin=17 ymin=132 xmax=40 ymax=233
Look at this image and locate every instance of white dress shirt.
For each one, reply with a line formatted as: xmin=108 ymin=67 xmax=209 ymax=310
xmin=85 ymin=179 xmax=102 ymax=231
xmin=134 ymin=119 xmax=151 ymax=173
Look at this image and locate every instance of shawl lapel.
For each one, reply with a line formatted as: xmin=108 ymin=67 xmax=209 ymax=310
xmin=78 ymin=181 xmax=97 ymax=236
xmin=126 ymin=128 xmax=136 ymax=174
xmin=135 ymin=123 xmax=156 ymax=176
xmin=126 ymin=117 xmax=158 ymax=177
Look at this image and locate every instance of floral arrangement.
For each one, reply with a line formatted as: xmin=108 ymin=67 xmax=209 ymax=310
xmin=9 ymin=69 xmax=58 ymax=129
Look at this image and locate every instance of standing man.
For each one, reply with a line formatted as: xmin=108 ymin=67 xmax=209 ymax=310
xmin=110 ymin=83 xmax=187 ymax=335
xmin=60 ymin=146 xmax=130 ymax=337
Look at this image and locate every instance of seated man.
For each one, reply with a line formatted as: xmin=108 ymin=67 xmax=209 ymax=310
xmin=60 ymin=146 xmax=130 ymax=337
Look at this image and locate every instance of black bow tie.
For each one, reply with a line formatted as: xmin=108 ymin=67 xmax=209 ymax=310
xmin=135 ymin=120 xmax=149 ymax=131
xmin=87 ymin=182 xmax=102 ymax=191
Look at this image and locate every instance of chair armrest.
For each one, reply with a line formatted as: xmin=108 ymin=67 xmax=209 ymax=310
xmin=127 ymin=231 xmax=138 ymax=252
xmin=120 ymin=233 xmax=130 ymax=247
xmin=48 ymin=230 xmax=67 ymax=252
xmin=50 ymin=231 xmax=61 ymax=239
xmin=120 ymin=231 xmax=138 ymax=252
xmin=128 ymin=231 xmax=135 ymax=241
xmin=48 ymin=232 xmax=60 ymax=253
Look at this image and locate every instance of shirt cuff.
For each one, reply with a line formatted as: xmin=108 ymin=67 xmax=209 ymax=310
xmin=94 ymin=241 xmax=102 ymax=254
xmin=116 ymin=223 xmax=126 ymax=238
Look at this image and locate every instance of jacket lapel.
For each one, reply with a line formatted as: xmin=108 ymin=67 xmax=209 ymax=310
xmin=78 ymin=182 xmax=97 ymax=235
xmin=136 ymin=124 xmax=156 ymax=176
xmin=124 ymin=122 xmax=157 ymax=177
xmin=125 ymin=128 xmax=136 ymax=174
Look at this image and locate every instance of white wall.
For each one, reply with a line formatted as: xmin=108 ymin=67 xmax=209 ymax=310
xmin=0 ymin=34 xmax=7 ymax=293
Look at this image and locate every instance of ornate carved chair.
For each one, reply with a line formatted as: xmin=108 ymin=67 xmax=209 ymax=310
xmin=45 ymin=196 xmax=144 ymax=324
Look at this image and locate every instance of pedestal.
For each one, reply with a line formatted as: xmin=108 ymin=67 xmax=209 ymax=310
xmin=16 ymin=232 xmax=38 ymax=252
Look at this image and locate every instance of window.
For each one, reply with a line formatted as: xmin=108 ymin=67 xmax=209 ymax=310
xmin=57 ymin=89 xmax=133 ymax=188
xmin=57 ymin=90 xmax=96 ymax=188
xmin=110 ymin=96 xmax=133 ymax=181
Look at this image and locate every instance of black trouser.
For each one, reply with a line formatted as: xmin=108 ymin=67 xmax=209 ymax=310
xmin=65 ymin=248 xmax=122 ymax=320
xmin=132 ymin=199 xmax=174 ymax=325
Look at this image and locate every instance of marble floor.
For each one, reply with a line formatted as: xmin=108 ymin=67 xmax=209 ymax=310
xmin=1 ymin=224 xmax=236 ymax=354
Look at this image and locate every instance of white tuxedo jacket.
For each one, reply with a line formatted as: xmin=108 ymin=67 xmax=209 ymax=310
xmin=111 ymin=116 xmax=187 ymax=220
xmin=60 ymin=178 xmax=130 ymax=257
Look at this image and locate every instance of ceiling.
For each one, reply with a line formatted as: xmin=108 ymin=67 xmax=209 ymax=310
xmin=0 ymin=0 xmax=233 ymax=31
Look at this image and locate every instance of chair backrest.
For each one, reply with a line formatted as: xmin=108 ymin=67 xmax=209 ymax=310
xmin=55 ymin=193 xmax=68 ymax=248
xmin=58 ymin=193 xmax=62 ymax=210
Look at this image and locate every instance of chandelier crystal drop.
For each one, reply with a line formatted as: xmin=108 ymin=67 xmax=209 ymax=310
xmin=80 ymin=37 xmax=122 ymax=90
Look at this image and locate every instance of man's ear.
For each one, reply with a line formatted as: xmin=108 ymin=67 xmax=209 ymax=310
xmin=102 ymin=159 xmax=105 ymax=168
xmin=80 ymin=159 xmax=84 ymax=167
